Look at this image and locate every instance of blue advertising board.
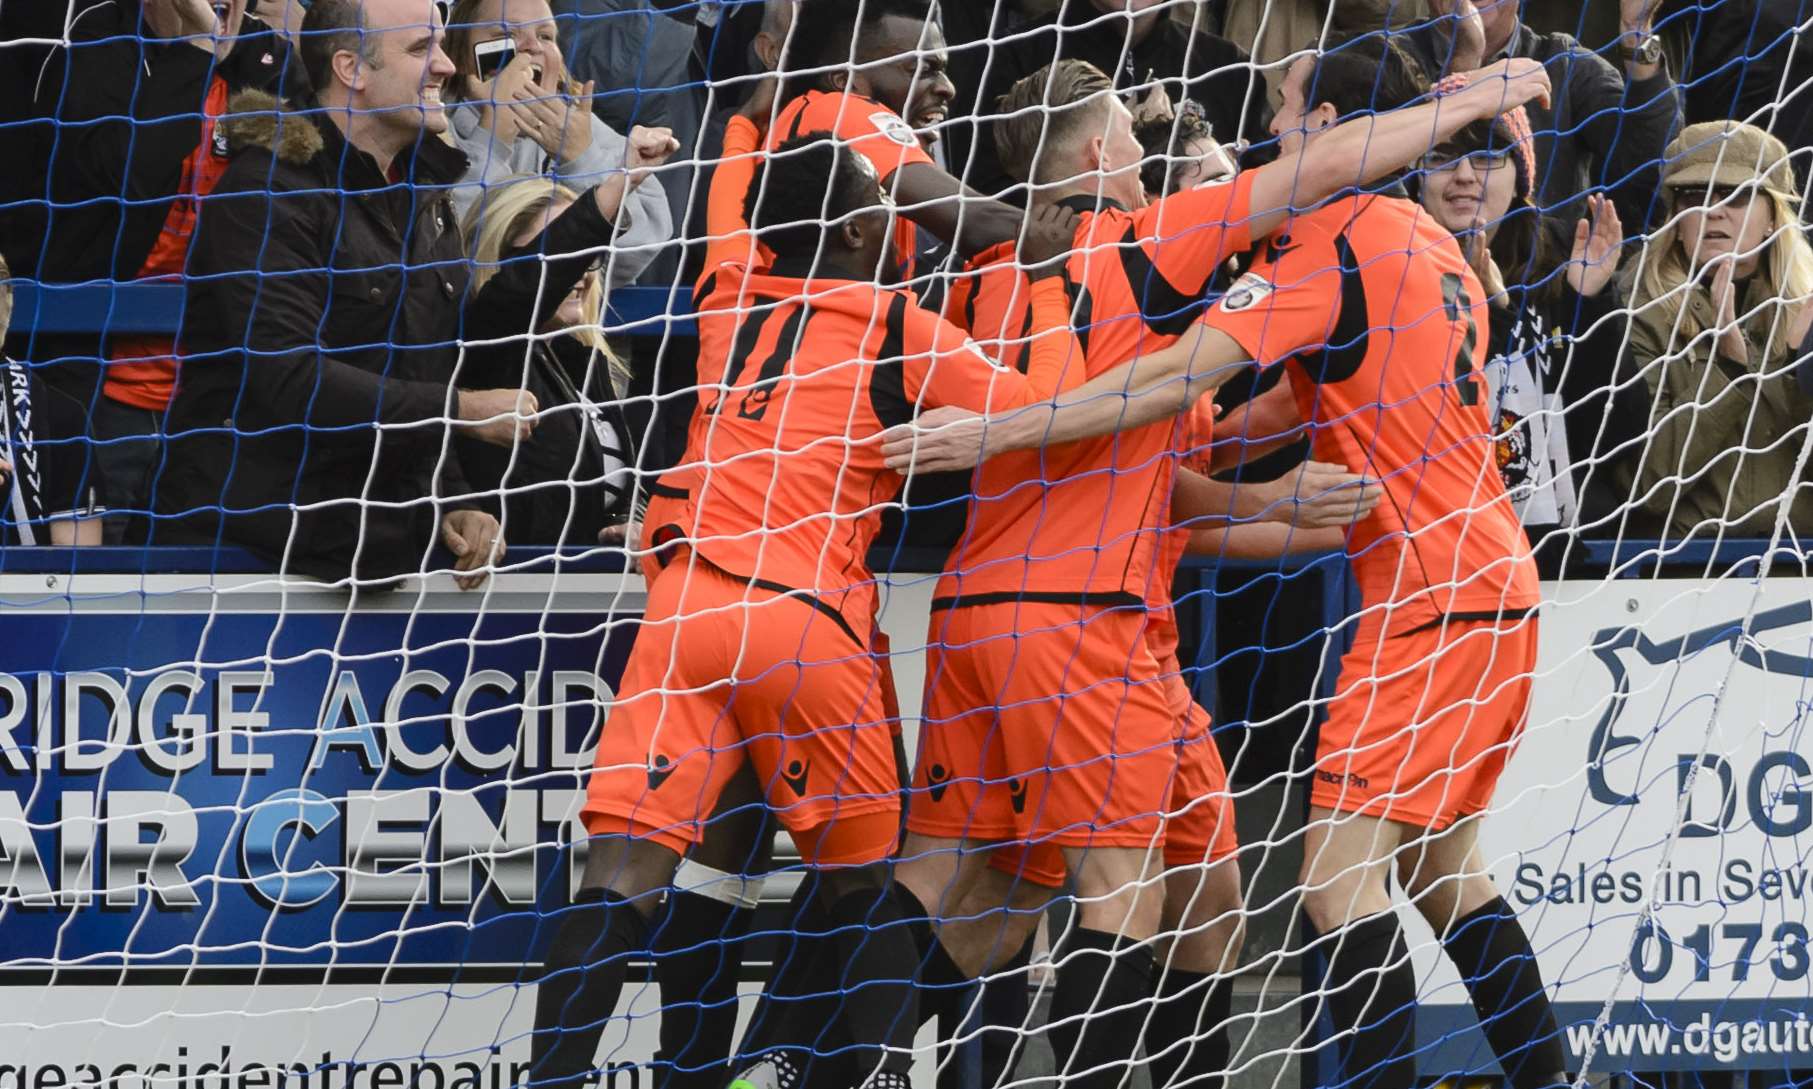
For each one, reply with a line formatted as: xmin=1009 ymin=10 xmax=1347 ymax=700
xmin=1 ymin=563 xmax=641 ymax=980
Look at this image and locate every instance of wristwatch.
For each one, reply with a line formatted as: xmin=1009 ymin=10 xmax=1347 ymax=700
xmin=1621 ymin=32 xmax=1663 ymax=68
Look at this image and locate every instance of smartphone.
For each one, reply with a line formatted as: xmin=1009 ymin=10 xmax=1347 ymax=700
xmin=474 ymin=38 xmax=516 ymax=81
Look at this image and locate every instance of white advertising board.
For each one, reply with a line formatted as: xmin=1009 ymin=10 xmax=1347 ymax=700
xmin=1409 ymin=577 xmax=1813 ymax=1073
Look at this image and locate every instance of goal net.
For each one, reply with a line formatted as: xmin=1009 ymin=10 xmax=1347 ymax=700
xmin=2 ymin=0 xmax=1811 ymax=1087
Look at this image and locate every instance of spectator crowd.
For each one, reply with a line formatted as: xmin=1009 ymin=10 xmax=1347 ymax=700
xmin=0 ymin=0 xmax=1809 ymax=574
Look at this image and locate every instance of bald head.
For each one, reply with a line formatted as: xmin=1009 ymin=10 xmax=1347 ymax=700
xmin=753 ymin=0 xmax=796 ymax=71
xmin=761 ymin=0 xmax=794 ymax=37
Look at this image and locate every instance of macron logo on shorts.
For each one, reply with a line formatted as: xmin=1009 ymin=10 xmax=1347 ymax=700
xmin=647 ymin=754 xmax=675 ymax=790
xmin=780 ymin=758 xmax=811 ymax=797
xmin=925 ymin=763 xmax=951 ymax=802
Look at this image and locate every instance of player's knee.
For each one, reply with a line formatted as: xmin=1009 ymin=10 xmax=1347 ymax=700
xmin=812 ymin=861 xmax=890 ymax=908
xmin=1070 ymin=851 xmax=1164 ymax=937
xmin=1298 ymin=875 xmax=1388 ymax=935
xmin=580 ymin=835 xmax=683 ymax=910
xmin=689 ymin=785 xmax=774 ymax=876
xmin=1168 ymin=913 xmax=1246 ymax=976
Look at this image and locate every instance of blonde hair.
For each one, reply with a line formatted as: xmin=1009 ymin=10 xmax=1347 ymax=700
xmin=994 ymin=60 xmax=1116 ymax=186
xmin=462 ymin=176 xmax=629 ymax=389
xmin=1632 ymin=141 xmax=1813 ymax=361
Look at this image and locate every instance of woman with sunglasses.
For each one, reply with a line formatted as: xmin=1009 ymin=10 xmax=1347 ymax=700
xmin=445 ymin=0 xmax=677 ymax=287
xmin=1600 ymin=120 xmax=1813 ymax=542
xmin=458 ymin=177 xmax=641 ymax=547
xmin=1412 ymin=109 xmax=1625 ymax=570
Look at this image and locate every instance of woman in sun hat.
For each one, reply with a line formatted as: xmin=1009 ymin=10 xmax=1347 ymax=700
xmin=1594 ymin=120 xmax=1813 ymax=541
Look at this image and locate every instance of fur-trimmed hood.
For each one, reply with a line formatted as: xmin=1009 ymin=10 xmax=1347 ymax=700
xmin=222 ymin=89 xmax=326 ymax=165
xmin=220 ymin=89 xmax=468 ymax=185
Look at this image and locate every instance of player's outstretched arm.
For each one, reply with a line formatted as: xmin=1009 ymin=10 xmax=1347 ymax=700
xmin=893 ymin=162 xmax=1028 ymax=261
xmin=1172 ymin=462 xmax=1382 ymax=530
xmin=1007 ymin=205 xmax=1088 ymax=399
xmin=697 ymin=114 xmax=767 ymax=282
xmin=1245 ymin=58 xmax=1553 ymax=239
xmin=882 ymin=319 xmax=1252 ymax=474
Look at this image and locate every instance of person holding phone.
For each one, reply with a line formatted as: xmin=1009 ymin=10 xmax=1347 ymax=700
xmin=444 ymin=0 xmax=675 ymax=287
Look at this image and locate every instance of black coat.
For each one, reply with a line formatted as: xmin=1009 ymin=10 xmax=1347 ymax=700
xmin=1402 ymin=23 xmax=1683 ymax=233
xmin=36 ymin=5 xmax=304 ymax=284
xmin=152 ymin=91 xmax=482 ymax=582
xmin=456 ymin=191 xmax=637 ymax=547
xmin=6 ymin=4 xmax=304 ymax=402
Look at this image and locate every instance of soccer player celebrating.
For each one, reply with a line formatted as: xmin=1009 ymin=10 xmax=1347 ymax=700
xmin=750 ymin=0 xmax=1030 ymax=281
xmin=885 ymin=36 xmax=1567 ymax=1089
xmin=526 ymin=136 xmax=1084 ymax=1089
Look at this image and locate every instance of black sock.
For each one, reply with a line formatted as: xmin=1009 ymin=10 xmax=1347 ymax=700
xmin=1318 ymin=913 xmax=1418 ymax=1089
xmin=738 ymin=877 xmax=823 ymax=1068
xmin=1441 ymin=897 xmax=1567 ymax=1089
xmin=824 ymin=885 xmax=923 ymax=1079
xmin=897 ymin=886 xmax=971 ymax=1031
xmin=530 ymin=890 xmax=652 ymax=1089
xmin=976 ymin=931 xmax=1036 ymax=1089
xmin=1145 ymin=968 xmax=1233 ymax=1089
xmin=652 ymin=890 xmax=754 ymax=1089
xmin=1048 ymin=928 xmax=1155 ymax=1089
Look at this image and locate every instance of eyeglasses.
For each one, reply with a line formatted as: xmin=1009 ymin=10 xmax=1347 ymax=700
xmin=1421 ymin=147 xmax=1515 ymax=174
xmin=1672 ymin=183 xmax=1760 ymax=209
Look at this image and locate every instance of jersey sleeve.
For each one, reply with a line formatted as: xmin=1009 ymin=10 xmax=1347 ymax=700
xmin=697 ymin=114 xmax=767 ymax=290
xmin=1130 ymin=168 xmax=1259 ymax=296
xmin=1200 ymin=231 xmax=1345 ymax=370
xmin=1018 ymin=276 xmax=1088 ymax=398
xmin=897 ymin=302 xmax=1045 ymax=416
xmin=801 ymin=94 xmax=935 ymax=183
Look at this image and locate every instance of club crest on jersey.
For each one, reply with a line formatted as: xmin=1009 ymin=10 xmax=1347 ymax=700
xmin=870 ymin=110 xmax=918 ymax=147
xmin=1219 ymin=273 xmax=1273 ymax=313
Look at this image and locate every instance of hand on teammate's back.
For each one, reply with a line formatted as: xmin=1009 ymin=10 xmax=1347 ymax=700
xmin=1272 ymin=461 xmax=1384 ymax=529
xmin=1017 ymin=205 xmax=1083 ymax=280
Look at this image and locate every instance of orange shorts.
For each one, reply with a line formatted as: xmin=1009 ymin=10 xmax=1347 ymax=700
xmin=1313 ymin=604 xmax=1539 ymax=830
xmin=907 ymin=600 xmax=1176 ymax=853
xmin=584 ymin=560 xmax=901 ymax=865
xmin=637 ymin=488 xmax=690 ymax=584
xmin=982 ymin=665 xmax=1238 ymax=888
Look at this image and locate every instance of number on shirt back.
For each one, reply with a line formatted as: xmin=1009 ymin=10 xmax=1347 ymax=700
xmin=1441 ymin=271 xmax=1480 ymax=407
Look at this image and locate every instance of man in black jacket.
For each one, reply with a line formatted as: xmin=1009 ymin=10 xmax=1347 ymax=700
xmin=1405 ymin=0 xmax=1682 ymax=231
xmin=24 ymin=0 xmax=304 ymax=539
xmin=153 ymin=0 xmax=529 ymax=587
